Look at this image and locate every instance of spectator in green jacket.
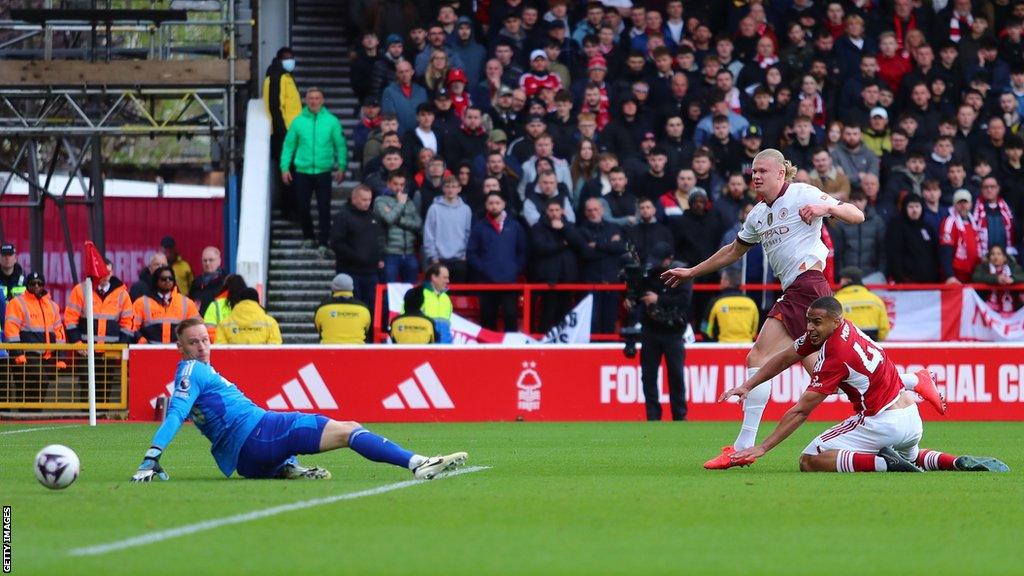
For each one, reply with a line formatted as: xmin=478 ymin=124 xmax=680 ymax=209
xmin=280 ymin=87 xmax=348 ymax=259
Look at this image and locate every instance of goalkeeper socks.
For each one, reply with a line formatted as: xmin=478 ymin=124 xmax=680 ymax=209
xmin=837 ymin=450 xmax=887 ymax=472
xmin=916 ymin=449 xmax=957 ymax=470
xmin=348 ymin=427 xmax=415 ymax=468
xmin=734 ymin=369 xmax=770 ymax=450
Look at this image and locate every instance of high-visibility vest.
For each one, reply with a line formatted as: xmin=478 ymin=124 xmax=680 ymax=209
xmin=133 ymin=290 xmax=201 ymax=344
xmin=314 ymin=292 xmax=370 ymax=344
xmin=65 ymin=280 xmax=134 ymax=344
xmin=203 ymin=294 xmax=231 ymax=342
xmin=389 ymin=313 xmax=437 ymax=344
xmin=4 ymin=291 xmax=65 ymax=344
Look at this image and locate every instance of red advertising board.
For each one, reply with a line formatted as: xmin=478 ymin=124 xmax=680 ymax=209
xmin=127 ymin=344 xmax=1024 ymax=422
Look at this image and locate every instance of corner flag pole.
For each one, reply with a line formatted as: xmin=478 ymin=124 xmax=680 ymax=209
xmin=84 ymin=275 xmax=96 ymax=426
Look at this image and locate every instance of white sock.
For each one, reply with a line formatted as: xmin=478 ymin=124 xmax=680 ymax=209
xmin=899 ymin=373 xmax=918 ymax=391
xmin=408 ymin=454 xmax=428 ymax=470
xmin=734 ymin=368 xmax=770 ymax=450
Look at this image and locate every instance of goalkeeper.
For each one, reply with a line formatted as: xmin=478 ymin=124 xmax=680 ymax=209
xmin=131 ymin=318 xmax=467 ymax=482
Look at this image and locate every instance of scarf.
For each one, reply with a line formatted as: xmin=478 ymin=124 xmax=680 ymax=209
xmin=892 ymin=13 xmax=917 ymax=49
xmin=973 ymin=198 xmax=1016 ymax=253
xmin=987 ymin=261 xmax=1016 ymax=312
xmin=756 ymin=54 xmax=779 ymax=69
xmin=800 ymin=92 xmax=826 ymax=127
xmin=486 ymin=210 xmax=506 ymax=233
xmin=361 ymin=114 xmax=382 ymax=131
xmin=949 ymin=11 xmax=973 ymax=43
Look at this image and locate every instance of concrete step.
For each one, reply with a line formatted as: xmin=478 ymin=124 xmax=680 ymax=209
xmin=273 ymin=311 xmax=319 ymax=323
xmin=281 ymin=333 xmax=322 ymax=344
xmin=268 ymin=290 xmax=328 ymax=302
xmin=269 ymin=258 xmax=332 ymax=269
xmin=269 ymin=268 xmax=336 ymax=280
xmin=268 ymin=279 xmax=336 ymax=290
xmin=267 ymin=300 xmax=321 ymax=312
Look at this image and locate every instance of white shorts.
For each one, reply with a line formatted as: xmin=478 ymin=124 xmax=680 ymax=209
xmin=802 ymin=404 xmax=923 ymax=461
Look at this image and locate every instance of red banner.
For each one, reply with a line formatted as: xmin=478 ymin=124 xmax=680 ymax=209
xmin=127 ymin=344 xmax=1024 ymax=422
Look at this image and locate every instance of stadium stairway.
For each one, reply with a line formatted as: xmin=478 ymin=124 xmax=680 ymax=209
xmin=265 ymin=0 xmax=361 ymax=344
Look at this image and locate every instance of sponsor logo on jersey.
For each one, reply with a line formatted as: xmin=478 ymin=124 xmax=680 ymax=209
xmin=382 ymin=363 xmax=455 ymax=409
xmin=779 ymin=207 xmax=789 ymax=219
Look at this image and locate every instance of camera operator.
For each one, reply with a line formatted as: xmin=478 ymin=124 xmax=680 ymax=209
xmin=624 ymin=242 xmax=692 ymax=421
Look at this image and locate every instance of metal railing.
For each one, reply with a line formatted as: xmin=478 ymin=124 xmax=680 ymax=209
xmin=0 ymin=343 xmax=128 ymax=410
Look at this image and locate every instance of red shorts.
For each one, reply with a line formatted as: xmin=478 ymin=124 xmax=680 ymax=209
xmin=766 ymin=270 xmax=833 ymax=340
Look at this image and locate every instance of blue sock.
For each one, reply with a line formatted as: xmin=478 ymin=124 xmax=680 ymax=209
xmin=348 ymin=427 xmax=414 ymax=468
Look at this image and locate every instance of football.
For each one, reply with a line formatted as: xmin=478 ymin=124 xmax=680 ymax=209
xmin=33 ymin=444 xmax=80 ymax=490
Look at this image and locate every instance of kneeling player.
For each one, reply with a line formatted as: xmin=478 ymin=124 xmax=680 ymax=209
xmin=131 ymin=318 xmax=467 ymax=482
xmin=720 ymin=297 xmax=1007 ymax=473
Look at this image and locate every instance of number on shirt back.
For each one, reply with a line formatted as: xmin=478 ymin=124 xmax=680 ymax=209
xmin=853 ymin=341 xmax=883 ymax=373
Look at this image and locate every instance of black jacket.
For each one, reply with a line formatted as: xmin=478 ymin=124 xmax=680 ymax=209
xmin=189 ymin=269 xmax=227 ymax=316
xmin=627 ymin=218 xmax=675 ymax=265
xmin=528 ymin=218 xmax=586 ymax=283
xmin=670 ymin=209 xmax=726 ymax=273
xmin=0 ymin=262 xmax=26 ymax=301
xmin=330 ymin=202 xmax=383 ymax=274
xmin=885 ymin=203 xmax=940 ymax=282
xmin=640 ymin=262 xmax=692 ymax=334
xmin=577 ymin=219 xmax=627 ymax=282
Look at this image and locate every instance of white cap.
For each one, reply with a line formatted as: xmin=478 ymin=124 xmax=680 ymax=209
xmin=870 ymin=106 xmax=888 ymax=120
xmin=530 ymin=49 xmax=548 ymax=61
xmin=953 ymin=189 xmax=973 ymax=204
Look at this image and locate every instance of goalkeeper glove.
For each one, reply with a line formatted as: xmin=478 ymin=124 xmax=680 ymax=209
xmin=131 ymin=446 xmax=169 ymax=482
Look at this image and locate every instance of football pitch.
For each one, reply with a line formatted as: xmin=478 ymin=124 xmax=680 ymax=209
xmin=2 ymin=421 xmax=1021 ymax=575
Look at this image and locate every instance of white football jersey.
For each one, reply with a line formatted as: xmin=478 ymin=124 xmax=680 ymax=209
xmin=737 ymin=182 xmax=840 ymax=289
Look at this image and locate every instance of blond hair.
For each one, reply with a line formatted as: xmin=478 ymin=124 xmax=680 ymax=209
xmin=753 ymin=148 xmax=798 ymax=182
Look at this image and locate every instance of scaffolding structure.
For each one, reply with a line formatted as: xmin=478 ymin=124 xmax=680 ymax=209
xmin=0 ymin=1 xmax=250 ymax=277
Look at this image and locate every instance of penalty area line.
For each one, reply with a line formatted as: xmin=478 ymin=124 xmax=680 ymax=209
xmin=0 ymin=425 xmax=84 ymax=436
xmin=68 ymin=465 xmax=491 ymax=557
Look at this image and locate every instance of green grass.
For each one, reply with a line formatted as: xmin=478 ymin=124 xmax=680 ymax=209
xmin=2 ymin=421 xmax=1022 ymax=575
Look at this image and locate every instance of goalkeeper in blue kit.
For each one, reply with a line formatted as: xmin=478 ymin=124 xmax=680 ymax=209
xmin=131 ymin=318 xmax=467 ymax=481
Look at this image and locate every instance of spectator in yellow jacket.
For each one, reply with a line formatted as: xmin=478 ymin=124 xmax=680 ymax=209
xmin=160 ymin=236 xmax=193 ymax=297
xmin=315 ymin=274 xmax=371 ymax=344
xmin=264 ymin=46 xmax=302 ymax=219
xmin=216 ymin=288 xmax=282 ymax=344
xmin=702 ymin=268 xmax=760 ymax=343
xmin=835 ymin=266 xmax=890 ymax=341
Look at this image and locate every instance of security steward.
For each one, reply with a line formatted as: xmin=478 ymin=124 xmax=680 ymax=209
xmin=834 ymin=266 xmax=890 ymax=341
xmin=3 ymin=272 xmax=66 ymax=402
xmin=628 ymin=242 xmax=692 ymax=421
xmin=0 ymin=243 xmax=27 ymax=300
xmin=702 ymin=268 xmax=759 ymax=343
xmin=216 ymin=287 xmax=283 ymax=344
xmin=315 ymin=273 xmax=371 ymax=344
xmin=132 ymin=265 xmax=201 ymax=344
xmin=389 ymin=287 xmax=438 ymax=344
xmin=65 ymin=257 xmax=135 ymax=345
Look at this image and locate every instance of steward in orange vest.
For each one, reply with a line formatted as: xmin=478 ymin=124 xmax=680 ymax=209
xmin=65 ymin=261 xmax=135 ymax=344
xmin=3 ymin=271 xmax=66 ymax=364
xmin=132 ymin=265 xmax=200 ymax=344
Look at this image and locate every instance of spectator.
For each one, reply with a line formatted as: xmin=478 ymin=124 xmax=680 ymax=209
xmin=834 ymin=266 xmax=891 ymax=341
xmin=628 ymin=197 xmax=675 ymax=268
xmin=190 ymin=246 xmax=227 ymax=316
xmin=713 ymin=173 xmax=750 ymax=231
xmin=315 ymin=274 xmax=371 ymax=344
xmin=939 ymin=189 xmax=983 ymax=284
xmin=636 ymin=146 xmax=673 ymax=201
xmin=468 ymin=192 xmax=527 ymax=331
xmin=216 ymin=288 xmax=282 ymax=345
xmin=578 ymin=198 xmax=626 ymax=335
xmin=943 ymin=161 xmax=977 ymax=204
xmin=529 ymin=197 xmax=586 ymax=333
xmin=885 ymin=151 xmax=926 ymax=203
xmin=370 ymin=35 xmax=406 ymax=102
xmin=704 ymin=116 xmax=744 ymax=180
xmin=352 ymin=32 xmax=382 ymax=104
xmin=65 ymin=256 xmax=133 ymax=345
xmin=414 ymin=23 xmax=464 ymax=77
xmin=521 ymin=49 xmax=562 ymax=97
xmin=362 ymin=113 xmax=399 ymax=170
xmin=330 ymin=184 xmax=383 ymax=311
xmin=451 ymin=17 xmax=485 ymax=89
xmin=885 ymin=195 xmax=941 ymax=283
xmin=832 ymin=190 xmax=887 ymax=285
xmin=862 ymin=107 xmax=893 ymax=158
xmin=830 ymin=124 xmax=879 ymax=188
xmin=130 ymin=251 xmax=167 ymax=302
xmin=808 ymin=147 xmax=852 ymax=201
xmin=0 ymin=243 xmax=27 ymax=300
xmin=374 ymin=171 xmax=422 ymax=283
xmin=670 ymin=187 xmax=725 ymax=316
xmin=389 ymin=286 xmax=438 ymax=344
xmin=419 ymin=263 xmax=453 ymax=343
xmin=781 ymin=115 xmax=818 ymax=171
xmin=659 ymin=167 xmax=696 ymax=218
xmin=598 ymin=166 xmax=638 ymax=228
xmin=382 ymin=61 xmax=429 ymax=134
xmin=401 ymin=103 xmax=441 ymax=169
xmin=518 ymin=134 xmax=573 ymax=202
xmin=920 ymin=180 xmax=948 ymax=235
xmin=702 ymin=268 xmax=759 ymax=343
xmin=263 ymin=46 xmax=302 ymax=220
xmin=4 ymin=272 xmax=65 ymax=397
xmin=973 ymin=244 xmax=1024 ymax=312
xmin=203 ymin=274 xmax=247 ymax=341
xmin=160 ymin=236 xmax=193 ymax=297
xmin=444 ymin=106 xmax=488 ymax=169
xmin=523 ymin=170 xmax=575 ymax=227
xmin=423 ymin=176 xmax=472 ymax=283
xmin=132 ymin=265 xmax=201 ymax=344
xmin=352 ymin=97 xmax=383 ymax=166
xmin=508 ymin=114 xmax=549 ymax=165
xmin=280 ymin=87 xmax=348 ymax=258
xmin=974 ymin=176 xmax=1017 ymax=258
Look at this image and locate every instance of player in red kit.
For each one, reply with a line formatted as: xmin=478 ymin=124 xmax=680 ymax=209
xmin=720 ymin=297 xmax=1008 ymax=473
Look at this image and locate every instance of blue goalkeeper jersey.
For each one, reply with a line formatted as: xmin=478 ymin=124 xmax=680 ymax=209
xmin=150 ymin=359 xmax=266 ymax=477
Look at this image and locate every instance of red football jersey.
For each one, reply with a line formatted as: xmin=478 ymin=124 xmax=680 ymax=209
xmin=794 ymin=319 xmax=903 ymax=416
xmin=520 ymin=73 xmax=562 ymax=97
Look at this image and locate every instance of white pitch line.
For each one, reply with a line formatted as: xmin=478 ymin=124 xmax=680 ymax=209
xmin=0 ymin=425 xmax=83 ymax=436
xmin=68 ymin=465 xmax=490 ymax=557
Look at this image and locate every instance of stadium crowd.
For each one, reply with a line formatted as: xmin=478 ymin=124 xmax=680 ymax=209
xmin=266 ymin=0 xmax=1024 ymax=338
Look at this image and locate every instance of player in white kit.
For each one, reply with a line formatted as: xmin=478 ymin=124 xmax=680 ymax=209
xmin=719 ymin=296 xmax=1007 ymax=473
xmin=662 ymin=149 xmax=946 ymax=469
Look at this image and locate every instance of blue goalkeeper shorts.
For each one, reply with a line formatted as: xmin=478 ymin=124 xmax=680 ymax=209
xmin=235 ymin=411 xmax=329 ymax=478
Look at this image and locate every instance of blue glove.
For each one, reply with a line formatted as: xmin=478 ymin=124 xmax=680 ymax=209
xmin=131 ymin=446 xmax=169 ymax=482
